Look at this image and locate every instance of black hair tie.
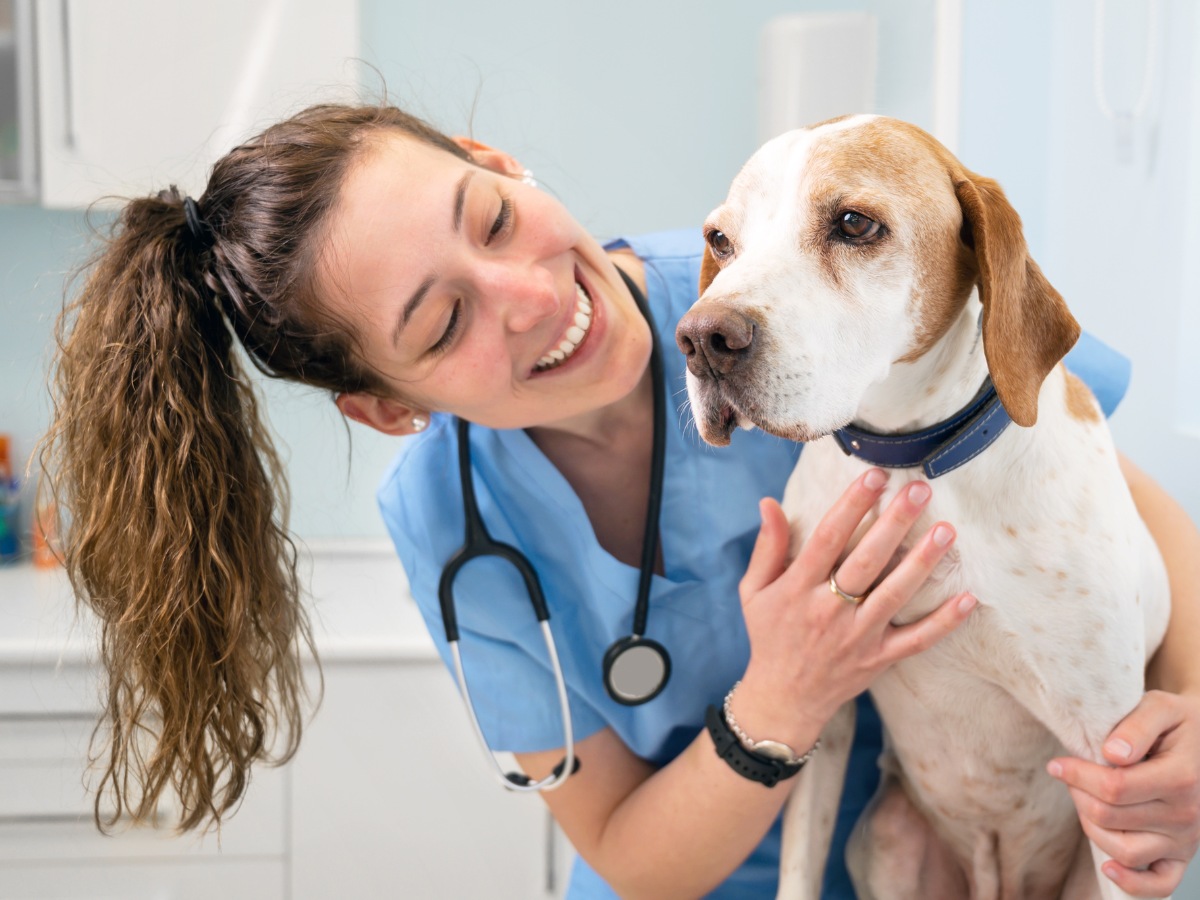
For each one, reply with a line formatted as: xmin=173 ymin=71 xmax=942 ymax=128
xmin=182 ymin=196 xmax=215 ymax=249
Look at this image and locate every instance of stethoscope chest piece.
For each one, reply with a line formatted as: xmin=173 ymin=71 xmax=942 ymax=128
xmin=603 ymin=635 xmax=671 ymax=705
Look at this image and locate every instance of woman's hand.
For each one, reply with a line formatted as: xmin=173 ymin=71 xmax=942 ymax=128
xmin=1048 ymin=690 xmax=1200 ymax=898
xmin=730 ymin=468 xmax=977 ymax=749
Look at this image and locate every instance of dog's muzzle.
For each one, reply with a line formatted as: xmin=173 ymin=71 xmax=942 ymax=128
xmin=675 ymin=303 xmax=757 ymax=380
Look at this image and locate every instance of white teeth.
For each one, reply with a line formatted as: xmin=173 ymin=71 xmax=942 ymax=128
xmin=535 ymin=282 xmax=594 ymax=371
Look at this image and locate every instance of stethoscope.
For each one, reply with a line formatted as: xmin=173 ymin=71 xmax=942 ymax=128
xmin=437 ymin=268 xmax=668 ymax=792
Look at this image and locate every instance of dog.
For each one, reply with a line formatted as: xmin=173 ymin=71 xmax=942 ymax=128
xmin=675 ymin=115 xmax=1171 ymax=899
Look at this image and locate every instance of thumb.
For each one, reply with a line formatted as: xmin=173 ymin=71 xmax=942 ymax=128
xmin=740 ymin=498 xmax=791 ymax=604
xmin=1101 ymin=691 xmax=1183 ymax=766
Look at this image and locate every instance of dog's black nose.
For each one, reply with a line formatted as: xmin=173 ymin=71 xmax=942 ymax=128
xmin=675 ymin=304 xmax=756 ymax=379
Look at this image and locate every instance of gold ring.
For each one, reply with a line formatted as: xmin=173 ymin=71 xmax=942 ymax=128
xmin=829 ymin=572 xmax=867 ymax=605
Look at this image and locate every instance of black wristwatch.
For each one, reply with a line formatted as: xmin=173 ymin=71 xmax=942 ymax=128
xmin=704 ymin=705 xmax=813 ymax=788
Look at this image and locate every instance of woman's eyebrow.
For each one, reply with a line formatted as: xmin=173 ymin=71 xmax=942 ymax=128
xmin=452 ymin=171 xmax=474 ymax=232
xmin=391 ymin=171 xmax=475 ymax=348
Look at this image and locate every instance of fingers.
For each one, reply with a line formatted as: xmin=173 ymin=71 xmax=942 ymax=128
xmin=1049 ymin=753 xmax=1179 ymax=808
xmin=740 ymin=498 xmax=791 ymax=605
xmin=1079 ymin=813 xmax=1177 ymax=872
xmin=881 ymin=591 xmax=977 ymax=661
xmin=833 ymin=480 xmax=933 ymax=598
xmin=796 ymin=468 xmax=890 ymax=576
xmin=1066 ymin=785 xmax=1180 ymax=836
xmin=1100 ymin=857 xmax=1188 ymax=898
xmin=862 ymin=517 xmax=960 ymax=627
xmin=1100 ymin=690 xmax=1187 ymax=766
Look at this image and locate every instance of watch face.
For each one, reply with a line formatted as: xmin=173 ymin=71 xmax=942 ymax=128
xmin=751 ymin=739 xmax=798 ymax=764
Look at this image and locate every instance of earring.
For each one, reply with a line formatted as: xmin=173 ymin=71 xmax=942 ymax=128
xmin=520 ymin=168 xmax=538 ymax=188
xmin=411 ymin=414 xmax=429 ymax=432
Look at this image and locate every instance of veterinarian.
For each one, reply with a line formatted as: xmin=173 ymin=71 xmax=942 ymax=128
xmin=45 ymin=103 xmax=1200 ymax=898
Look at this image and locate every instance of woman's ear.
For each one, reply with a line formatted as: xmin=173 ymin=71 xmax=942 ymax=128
xmin=335 ymin=392 xmax=428 ymax=436
xmin=451 ymin=136 xmax=524 ymax=178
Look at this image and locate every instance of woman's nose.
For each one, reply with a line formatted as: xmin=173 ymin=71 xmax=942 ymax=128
xmin=493 ymin=262 xmax=560 ymax=333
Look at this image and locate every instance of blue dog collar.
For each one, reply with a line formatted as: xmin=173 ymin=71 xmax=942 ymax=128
xmin=832 ymin=380 xmax=1013 ymax=479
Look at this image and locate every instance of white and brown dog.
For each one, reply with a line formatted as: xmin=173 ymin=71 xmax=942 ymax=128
xmin=677 ymin=116 xmax=1170 ymax=900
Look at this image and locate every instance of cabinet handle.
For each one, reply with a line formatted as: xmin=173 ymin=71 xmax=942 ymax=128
xmin=59 ymin=0 xmax=75 ymax=149
xmin=543 ymin=808 xmax=557 ymax=896
xmin=0 ymin=812 xmax=88 ymax=825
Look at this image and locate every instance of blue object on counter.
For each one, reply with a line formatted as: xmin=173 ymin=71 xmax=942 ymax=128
xmin=0 ymin=477 xmax=20 ymax=563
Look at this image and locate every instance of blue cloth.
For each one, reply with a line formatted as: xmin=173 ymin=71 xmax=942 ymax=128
xmin=378 ymin=229 xmax=1131 ymax=899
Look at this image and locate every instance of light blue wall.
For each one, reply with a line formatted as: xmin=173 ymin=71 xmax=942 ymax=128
xmin=961 ymin=0 xmax=1198 ymax=524
xmin=0 ymin=0 xmax=939 ymax=540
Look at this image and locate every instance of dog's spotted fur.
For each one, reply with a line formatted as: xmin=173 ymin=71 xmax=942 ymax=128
xmin=683 ymin=116 xmax=1170 ymax=900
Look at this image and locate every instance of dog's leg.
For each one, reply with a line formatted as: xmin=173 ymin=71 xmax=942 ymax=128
xmin=846 ymin=763 xmax=970 ymax=900
xmin=974 ymin=601 xmax=1170 ymax=900
xmin=777 ymin=700 xmax=855 ymax=900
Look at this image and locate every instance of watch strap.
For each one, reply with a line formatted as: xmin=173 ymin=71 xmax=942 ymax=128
xmin=705 ymin=705 xmax=804 ymax=788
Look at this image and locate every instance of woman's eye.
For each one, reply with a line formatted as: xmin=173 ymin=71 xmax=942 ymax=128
xmin=429 ymin=299 xmax=461 ymax=355
xmin=837 ymin=212 xmax=882 ymax=241
xmin=487 ymin=197 xmax=513 ymax=245
xmin=706 ymin=229 xmax=733 ymax=258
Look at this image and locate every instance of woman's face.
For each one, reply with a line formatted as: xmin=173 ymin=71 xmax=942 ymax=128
xmin=321 ymin=132 xmax=652 ymax=432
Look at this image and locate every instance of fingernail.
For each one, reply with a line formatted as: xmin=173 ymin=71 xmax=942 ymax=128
xmin=908 ymin=481 xmax=931 ymax=504
xmin=1105 ymin=738 xmax=1133 ymax=761
xmin=1102 ymin=863 xmax=1119 ymax=882
xmin=933 ymin=524 xmax=955 ymax=547
xmin=957 ymin=594 xmax=976 ymax=613
xmin=865 ymin=469 xmax=887 ymax=490
xmin=1047 ymin=760 xmax=1063 ymax=778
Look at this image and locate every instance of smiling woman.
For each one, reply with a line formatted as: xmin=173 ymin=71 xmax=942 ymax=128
xmin=319 ymin=131 xmax=651 ymax=434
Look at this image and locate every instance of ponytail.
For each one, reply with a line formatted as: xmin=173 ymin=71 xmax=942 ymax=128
xmin=43 ymin=187 xmax=316 ymax=832
xmin=42 ymin=101 xmax=472 ymax=833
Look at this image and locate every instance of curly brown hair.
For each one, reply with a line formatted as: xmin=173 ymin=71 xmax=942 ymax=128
xmin=40 ymin=104 xmax=471 ymax=833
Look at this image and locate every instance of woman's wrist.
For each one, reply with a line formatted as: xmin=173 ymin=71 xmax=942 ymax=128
xmin=726 ymin=667 xmax=827 ymax=755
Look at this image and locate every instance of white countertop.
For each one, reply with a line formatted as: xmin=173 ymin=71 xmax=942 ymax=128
xmin=0 ymin=540 xmax=439 ymax=666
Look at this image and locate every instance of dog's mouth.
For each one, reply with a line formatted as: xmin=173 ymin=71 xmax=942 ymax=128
xmin=693 ymin=383 xmax=766 ymax=446
xmin=692 ymin=382 xmax=841 ymax=447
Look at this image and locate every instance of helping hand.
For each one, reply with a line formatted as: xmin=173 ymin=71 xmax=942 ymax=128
xmin=731 ymin=468 xmax=978 ymax=749
xmin=1048 ymin=690 xmax=1200 ymax=897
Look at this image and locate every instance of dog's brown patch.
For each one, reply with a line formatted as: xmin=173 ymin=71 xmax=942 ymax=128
xmin=1063 ymin=368 xmax=1101 ymax=423
xmin=698 ymin=243 xmax=720 ymax=297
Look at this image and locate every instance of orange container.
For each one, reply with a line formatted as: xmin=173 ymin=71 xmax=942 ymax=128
xmin=32 ymin=498 xmax=61 ymax=569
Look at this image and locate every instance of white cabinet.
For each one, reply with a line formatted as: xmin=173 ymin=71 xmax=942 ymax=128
xmin=290 ymin=660 xmax=571 ymax=900
xmin=0 ymin=0 xmax=37 ymax=200
xmin=0 ymin=553 xmax=574 ymax=898
xmin=32 ymin=0 xmax=358 ymax=208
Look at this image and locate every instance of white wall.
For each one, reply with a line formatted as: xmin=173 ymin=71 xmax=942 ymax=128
xmin=961 ymin=0 xmax=1198 ymax=523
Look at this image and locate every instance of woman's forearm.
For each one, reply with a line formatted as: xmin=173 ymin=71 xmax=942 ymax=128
xmin=595 ymin=709 xmax=824 ymax=898
xmin=1119 ymin=453 xmax=1200 ymax=694
xmin=525 ymin=693 xmax=827 ymax=900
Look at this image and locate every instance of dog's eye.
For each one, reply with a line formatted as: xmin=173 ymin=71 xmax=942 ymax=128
xmin=706 ymin=229 xmax=734 ymax=259
xmin=837 ymin=212 xmax=881 ymax=241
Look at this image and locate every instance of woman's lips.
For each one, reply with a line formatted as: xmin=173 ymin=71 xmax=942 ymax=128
xmin=534 ymin=279 xmax=594 ymax=371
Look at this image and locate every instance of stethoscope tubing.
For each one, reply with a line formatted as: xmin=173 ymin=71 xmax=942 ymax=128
xmin=450 ymin=621 xmax=575 ymax=792
xmin=438 ymin=266 xmax=666 ymax=790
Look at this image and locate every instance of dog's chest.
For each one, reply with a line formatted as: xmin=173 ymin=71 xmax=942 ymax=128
xmin=781 ymin=426 xmax=1167 ymax=887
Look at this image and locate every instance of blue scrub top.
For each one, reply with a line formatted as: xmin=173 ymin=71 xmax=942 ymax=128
xmin=378 ymin=229 xmax=1129 ymax=899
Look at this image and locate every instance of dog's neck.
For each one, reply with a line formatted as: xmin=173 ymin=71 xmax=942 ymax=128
xmin=852 ymin=292 xmax=991 ymax=434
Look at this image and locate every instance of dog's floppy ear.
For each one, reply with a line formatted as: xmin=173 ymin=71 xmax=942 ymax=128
xmin=698 ymin=243 xmax=720 ymax=297
xmin=955 ymin=173 xmax=1080 ymax=427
